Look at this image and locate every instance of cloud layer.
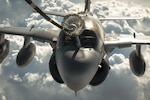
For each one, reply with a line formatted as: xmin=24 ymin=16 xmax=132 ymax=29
xmin=0 ymin=0 xmax=150 ymax=100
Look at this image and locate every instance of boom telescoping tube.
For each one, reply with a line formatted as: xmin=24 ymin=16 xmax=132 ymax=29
xmin=25 ymin=0 xmax=64 ymax=30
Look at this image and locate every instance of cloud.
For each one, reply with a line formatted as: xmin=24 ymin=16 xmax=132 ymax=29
xmin=0 ymin=0 xmax=150 ymax=100
xmin=5 ymin=0 xmax=10 ymax=6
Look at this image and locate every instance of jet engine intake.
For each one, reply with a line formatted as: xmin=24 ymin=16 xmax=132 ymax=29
xmin=129 ymin=50 xmax=145 ymax=76
xmin=16 ymin=43 xmax=36 ymax=67
xmin=49 ymin=53 xmax=64 ymax=83
xmin=90 ymin=59 xmax=109 ymax=86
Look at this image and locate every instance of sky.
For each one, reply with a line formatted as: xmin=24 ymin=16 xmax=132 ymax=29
xmin=0 ymin=0 xmax=150 ymax=100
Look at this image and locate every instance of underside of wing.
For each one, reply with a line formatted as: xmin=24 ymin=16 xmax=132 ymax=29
xmin=0 ymin=26 xmax=60 ymax=66
xmin=104 ymin=33 xmax=150 ymax=53
xmin=0 ymin=27 xmax=60 ymax=43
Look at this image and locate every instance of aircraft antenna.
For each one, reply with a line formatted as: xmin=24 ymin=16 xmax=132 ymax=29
xmin=25 ymin=0 xmax=67 ymax=31
xmin=75 ymin=91 xmax=78 ymax=97
xmin=84 ymin=0 xmax=91 ymax=12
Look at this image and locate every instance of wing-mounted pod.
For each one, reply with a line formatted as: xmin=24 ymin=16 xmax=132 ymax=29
xmin=0 ymin=34 xmax=10 ymax=63
xmin=129 ymin=45 xmax=146 ymax=76
xmin=16 ymin=36 xmax=36 ymax=67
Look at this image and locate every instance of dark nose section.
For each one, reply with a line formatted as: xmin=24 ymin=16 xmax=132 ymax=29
xmin=56 ymin=46 xmax=101 ymax=91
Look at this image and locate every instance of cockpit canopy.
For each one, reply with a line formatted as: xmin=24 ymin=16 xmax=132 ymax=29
xmin=58 ymin=29 xmax=98 ymax=49
xmin=80 ymin=30 xmax=97 ymax=48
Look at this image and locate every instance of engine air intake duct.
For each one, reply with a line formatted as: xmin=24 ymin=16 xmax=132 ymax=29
xmin=16 ymin=43 xmax=36 ymax=67
xmin=90 ymin=60 xmax=109 ymax=86
xmin=49 ymin=53 xmax=64 ymax=83
xmin=129 ymin=50 xmax=146 ymax=76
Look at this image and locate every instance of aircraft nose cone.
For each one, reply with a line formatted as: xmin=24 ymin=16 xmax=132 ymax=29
xmin=56 ymin=46 xmax=101 ymax=91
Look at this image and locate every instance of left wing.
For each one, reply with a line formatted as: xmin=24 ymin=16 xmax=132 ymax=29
xmin=104 ymin=33 xmax=150 ymax=53
xmin=0 ymin=26 xmax=60 ymax=66
xmin=0 ymin=26 xmax=60 ymax=45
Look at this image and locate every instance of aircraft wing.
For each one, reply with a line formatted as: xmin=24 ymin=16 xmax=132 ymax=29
xmin=0 ymin=26 xmax=60 ymax=48
xmin=99 ymin=16 xmax=142 ymax=21
xmin=43 ymin=11 xmax=68 ymax=17
xmin=104 ymin=33 xmax=150 ymax=52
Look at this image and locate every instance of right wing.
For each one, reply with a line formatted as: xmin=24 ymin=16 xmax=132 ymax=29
xmin=104 ymin=33 xmax=150 ymax=53
xmin=99 ymin=17 xmax=142 ymax=21
xmin=0 ymin=26 xmax=60 ymax=48
xmin=98 ymin=15 xmax=142 ymax=21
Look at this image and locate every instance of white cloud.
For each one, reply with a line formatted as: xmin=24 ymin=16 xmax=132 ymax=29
xmin=5 ymin=0 xmax=10 ymax=6
xmin=10 ymin=74 xmax=22 ymax=82
xmin=109 ymin=53 xmax=126 ymax=65
xmin=0 ymin=0 xmax=150 ymax=100
xmin=0 ymin=19 xmax=11 ymax=27
xmin=1 ymin=96 xmax=7 ymax=100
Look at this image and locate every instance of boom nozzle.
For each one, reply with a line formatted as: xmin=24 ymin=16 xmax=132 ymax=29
xmin=62 ymin=14 xmax=85 ymax=36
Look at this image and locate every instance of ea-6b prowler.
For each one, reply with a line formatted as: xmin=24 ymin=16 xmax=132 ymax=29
xmin=0 ymin=0 xmax=149 ymax=92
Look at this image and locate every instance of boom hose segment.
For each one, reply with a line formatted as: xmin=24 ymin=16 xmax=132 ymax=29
xmin=25 ymin=0 xmax=63 ymax=29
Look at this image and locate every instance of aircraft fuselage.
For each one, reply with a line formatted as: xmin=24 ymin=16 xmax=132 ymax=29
xmin=55 ymin=14 xmax=106 ymax=91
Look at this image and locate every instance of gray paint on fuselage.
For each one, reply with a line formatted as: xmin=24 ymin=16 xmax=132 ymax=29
xmin=55 ymin=14 xmax=107 ymax=91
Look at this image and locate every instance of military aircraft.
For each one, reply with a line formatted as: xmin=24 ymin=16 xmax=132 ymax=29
xmin=0 ymin=0 xmax=149 ymax=92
